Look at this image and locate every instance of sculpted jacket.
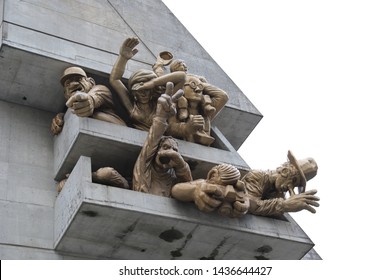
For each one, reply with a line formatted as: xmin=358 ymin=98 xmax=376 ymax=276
xmin=133 ymin=117 xmax=192 ymax=197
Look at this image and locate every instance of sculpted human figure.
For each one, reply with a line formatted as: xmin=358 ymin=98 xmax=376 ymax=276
xmin=171 ymin=164 xmax=250 ymax=218
xmin=110 ymin=37 xmax=186 ymax=131
xmin=132 ymin=82 xmax=192 ymax=197
xmin=243 ymin=150 xmax=320 ymax=216
xmin=56 ymin=167 xmax=129 ymax=193
xmin=153 ymin=56 xmax=229 ymax=146
xmin=51 ymin=66 xmax=126 ymax=135
xmin=171 ymin=151 xmax=320 ymax=217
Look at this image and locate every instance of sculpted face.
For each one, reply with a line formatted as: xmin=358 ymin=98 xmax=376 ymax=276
xmin=183 ymin=76 xmax=203 ymax=102
xmin=134 ymin=89 xmax=152 ymax=104
xmin=63 ymin=75 xmax=93 ymax=100
xmin=275 ymin=164 xmax=300 ymax=196
xmin=155 ymin=138 xmax=179 ymax=169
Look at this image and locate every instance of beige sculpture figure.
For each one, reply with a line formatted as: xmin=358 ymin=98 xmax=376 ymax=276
xmin=132 ymin=82 xmax=192 ymax=197
xmin=171 ymin=151 xmax=320 ymax=217
xmin=56 ymin=167 xmax=129 ymax=193
xmin=51 ymin=66 xmax=126 ymax=135
xmin=244 ymin=150 xmax=320 ymax=216
xmin=109 ymin=37 xmax=186 ymax=131
xmin=171 ymin=164 xmax=250 ymax=218
xmin=153 ymin=55 xmax=229 ymax=146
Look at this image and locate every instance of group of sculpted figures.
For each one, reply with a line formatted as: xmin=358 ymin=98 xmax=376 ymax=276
xmin=52 ymin=37 xmax=320 ymax=218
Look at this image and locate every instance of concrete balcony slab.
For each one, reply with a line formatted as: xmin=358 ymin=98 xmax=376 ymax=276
xmin=53 ymin=111 xmax=251 ymax=181
xmin=54 ymin=156 xmax=314 ymax=260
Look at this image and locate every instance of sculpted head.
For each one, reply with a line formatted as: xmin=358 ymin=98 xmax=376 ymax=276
xmin=207 ymin=164 xmax=241 ymax=186
xmin=169 ymin=59 xmax=188 ymax=73
xmin=274 ymin=151 xmax=318 ymax=195
xmin=155 ymin=136 xmax=179 ymax=169
xmin=128 ymin=69 xmax=158 ymax=104
xmin=60 ymin=66 xmax=95 ymax=100
xmin=183 ymin=75 xmax=203 ymax=102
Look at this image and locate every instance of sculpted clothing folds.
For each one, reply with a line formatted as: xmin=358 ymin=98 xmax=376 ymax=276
xmin=89 ymin=85 xmax=126 ymax=125
xmin=133 ymin=117 xmax=192 ymax=197
xmin=242 ymin=170 xmax=285 ymax=216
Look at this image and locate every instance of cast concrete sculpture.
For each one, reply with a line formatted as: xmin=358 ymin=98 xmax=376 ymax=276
xmin=51 ymin=66 xmax=126 ymax=135
xmin=110 ymin=37 xmax=186 ymax=131
xmin=132 ymin=82 xmax=192 ymax=197
xmin=172 ymin=150 xmax=320 ymax=217
xmin=153 ymin=55 xmax=229 ymax=146
xmin=56 ymin=167 xmax=129 ymax=193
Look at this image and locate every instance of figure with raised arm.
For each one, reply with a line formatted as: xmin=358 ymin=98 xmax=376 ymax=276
xmin=110 ymin=37 xmax=185 ymax=131
xmin=132 ymin=82 xmax=192 ymax=197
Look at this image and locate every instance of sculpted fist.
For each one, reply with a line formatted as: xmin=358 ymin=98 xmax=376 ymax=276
xmin=193 ymin=182 xmax=223 ymax=212
xmin=186 ymin=115 xmax=205 ymax=133
xmin=65 ymin=92 xmax=94 ymax=117
xmin=51 ymin=113 xmax=64 ymax=135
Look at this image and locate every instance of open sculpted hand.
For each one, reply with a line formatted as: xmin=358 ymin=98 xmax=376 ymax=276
xmin=65 ymin=91 xmax=94 ymax=117
xmin=120 ymin=37 xmax=139 ymax=60
xmin=282 ymin=189 xmax=320 ymax=213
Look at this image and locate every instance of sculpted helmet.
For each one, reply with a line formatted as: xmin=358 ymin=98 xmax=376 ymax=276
xmin=60 ymin=66 xmax=87 ymax=86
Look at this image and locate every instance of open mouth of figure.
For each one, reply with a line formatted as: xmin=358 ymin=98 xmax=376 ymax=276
xmin=159 ymin=156 xmax=171 ymax=164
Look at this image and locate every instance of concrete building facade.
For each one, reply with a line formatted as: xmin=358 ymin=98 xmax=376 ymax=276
xmin=0 ymin=0 xmax=320 ymax=259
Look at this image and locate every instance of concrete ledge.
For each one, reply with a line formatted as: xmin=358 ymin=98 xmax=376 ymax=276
xmin=53 ymin=111 xmax=251 ymax=181
xmin=54 ymin=156 xmax=314 ymax=260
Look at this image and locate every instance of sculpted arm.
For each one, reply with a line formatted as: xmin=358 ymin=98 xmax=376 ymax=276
xmin=172 ymin=181 xmax=223 ymax=212
xmin=132 ymin=72 xmax=186 ymax=95
xmin=110 ymin=37 xmax=139 ymax=114
xmin=248 ymin=190 xmax=320 ymax=216
xmin=202 ymin=84 xmax=229 ymax=120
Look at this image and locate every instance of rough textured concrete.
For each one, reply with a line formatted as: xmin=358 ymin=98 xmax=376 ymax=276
xmin=53 ymin=111 xmax=251 ymax=182
xmin=54 ymin=156 xmax=314 ymax=260
xmin=0 ymin=0 xmax=263 ymax=149
xmin=0 ymin=101 xmax=57 ymax=252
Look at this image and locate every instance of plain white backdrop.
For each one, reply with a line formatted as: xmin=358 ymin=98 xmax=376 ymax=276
xmin=162 ymin=0 xmax=390 ymax=274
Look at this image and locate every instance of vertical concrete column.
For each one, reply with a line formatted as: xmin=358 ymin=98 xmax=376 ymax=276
xmin=0 ymin=0 xmax=4 ymax=48
xmin=54 ymin=156 xmax=92 ymax=248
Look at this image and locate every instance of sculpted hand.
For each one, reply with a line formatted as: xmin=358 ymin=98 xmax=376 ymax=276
xmin=157 ymin=149 xmax=186 ymax=169
xmin=66 ymin=92 xmax=94 ymax=117
xmin=120 ymin=37 xmax=139 ymax=60
xmin=156 ymin=82 xmax=183 ymax=120
xmin=51 ymin=113 xmax=64 ymax=135
xmin=231 ymin=196 xmax=250 ymax=217
xmin=193 ymin=182 xmax=223 ymax=212
xmin=186 ymin=115 xmax=205 ymax=133
xmin=282 ymin=189 xmax=320 ymax=213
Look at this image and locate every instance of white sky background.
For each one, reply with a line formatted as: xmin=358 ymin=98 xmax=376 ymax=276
xmin=163 ymin=0 xmax=390 ymax=273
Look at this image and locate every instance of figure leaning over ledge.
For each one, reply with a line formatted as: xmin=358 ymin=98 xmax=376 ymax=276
xmin=51 ymin=66 xmax=126 ymax=135
xmin=171 ymin=163 xmax=250 ymax=218
xmin=171 ymin=150 xmax=320 ymax=217
xmin=243 ymin=150 xmax=319 ymax=216
xmin=132 ymin=82 xmax=192 ymax=197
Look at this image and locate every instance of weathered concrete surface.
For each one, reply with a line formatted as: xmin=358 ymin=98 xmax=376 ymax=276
xmin=0 ymin=100 xmax=57 ymax=251
xmin=54 ymin=156 xmax=314 ymax=260
xmin=53 ymin=111 xmax=251 ymax=182
xmin=0 ymin=0 xmax=263 ymax=149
